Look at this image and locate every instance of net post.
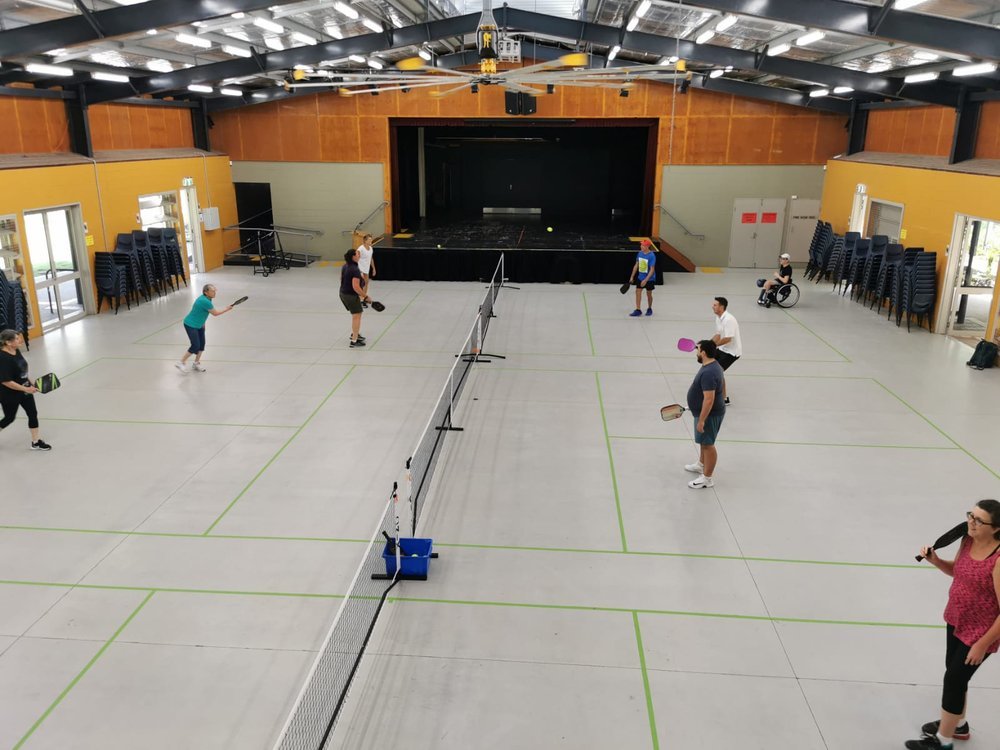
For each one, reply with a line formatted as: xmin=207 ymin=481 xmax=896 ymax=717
xmin=406 ymin=457 xmax=415 ymax=537
xmin=393 ymin=482 xmax=401 ymax=576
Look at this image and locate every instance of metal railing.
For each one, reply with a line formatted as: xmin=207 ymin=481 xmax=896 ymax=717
xmin=342 ymin=200 xmax=389 ymax=235
xmin=223 ymin=223 xmax=323 ymax=238
xmin=655 ymin=204 xmax=705 ymax=240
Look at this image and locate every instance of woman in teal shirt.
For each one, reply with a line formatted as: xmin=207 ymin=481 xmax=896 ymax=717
xmin=176 ymin=284 xmax=233 ymax=374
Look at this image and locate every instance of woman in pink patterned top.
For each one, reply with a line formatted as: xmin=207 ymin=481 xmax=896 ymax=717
xmin=905 ymin=499 xmax=1000 ymax=750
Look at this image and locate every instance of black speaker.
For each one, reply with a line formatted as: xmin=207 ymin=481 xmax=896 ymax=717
xmin=504 ymin=91 xmax=519 ymax=115
xmin=521 ymin=92 xmax=536 ymax=115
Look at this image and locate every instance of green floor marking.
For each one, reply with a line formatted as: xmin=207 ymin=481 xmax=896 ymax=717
xmin=633 ymin=612 xmax=660 ymax=750
xmin=60 ymin=358 xmax=103 ymax=379
xmin=780 ymin=308 xmax=852 ymax=362
xmin=45 ymin=417 xmax=298 ymax=429
xmin=13 ymin=591 xmax=155 ymax=750
xmin=595 ymin=372 xmax=628 ymax=552
xmin=369 ymin=289 xmax=423 ymax=349
xmin=873 ymin=379 xmax=999 ymax=480
xmin=0 ymin=579 xmax=346 ymax=599
xmin=582 ymin=292 xmax=597 ymax=356
xmin=134 ymin=317 xmax=184 ymax=344
xmin=608 ymin=434 xmax=959 ymax=451
xmin=202 ymin=365 xmax=357 ymax=534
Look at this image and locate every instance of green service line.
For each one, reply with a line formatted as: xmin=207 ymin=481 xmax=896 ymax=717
xmin=361 ymin=347 xmax=847 ymax=364
xmin=582 ymin=292 xmax=597 ymax=356
xmin=368 ymin=289 xmax=423 ymax=349
xmin=12 ymin=590 xmax=155 ymax=750
xmin=595 ymin=372 xmax=629 ymax=552
xmin=134 ymin=341 xmax=330 ymax=351
xmin=202 ymin=365 xmax=357 ymax=535
xmin=102 ymin=355 xmax=451 ymax=371
xmin=633 ymin=612 xmax=660 ymax=750
xmin=873 ymin=379 xmax=1000 ymax=481
xmin=59 ymin=358 xmax=103 ymax=379
xmin=0 ymin=525 xmax=928 ymax=570
xmin=134 ymin=317 xmax=185 ymax=344
xmin=44 ymin=417 xmax=298 ymax=429
xmin=608 ymin=434 xmax=960 ymax=451
xmin=0 ymin=579 xmax=346 ymax=599
xmin=780 ymin=308 xmax=852 ymax=362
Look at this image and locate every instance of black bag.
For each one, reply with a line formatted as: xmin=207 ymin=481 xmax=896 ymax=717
xmin=966 ymin=339 xmax=999 ymax=370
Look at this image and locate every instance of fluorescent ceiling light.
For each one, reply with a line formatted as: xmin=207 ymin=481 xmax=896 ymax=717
xmin=146 ymin=28 xmax=158 ymax=35
xmin=252 ymin=92 xmax=268 ymax=98
xmin=334 ymin=1 xmax=359 ymax=20
xmin=25 ymin=63 xmax=74 ymax=76
xmin=796 ymin=30 xmax=825 ymax=46
xmin=146 ymin=59 xmax=173 ymax=72
xmin=767 ymin=43 xmax=791 ymax=56
xmin=659 ymin=55 xmax=678 ymax=65
xmin=24 ymin=0 xmax=75 ymax=10
xmin=833 ymin=86 xmax=854 ymax=94
xmin=349 ymin=54 xmax=366 ymax=63
xmin=867 ymin=62 xmax=892 ymax=73
xmin=952 ymin=62 xmax=997 ymax=77
xmin=715 ymin=14 xmax=738 ymax=33
xmin=292 ymin=32 xmax=317 ymax=45
xmin=809 ymin=88 xmax=829 ymax=97
xmin=253 ymin=17 xmax=284 ymax=34
xmin=913 ymin=50 xmax=939 ymax=61
xmin=231 ymin=12 xmax=245 ymax=19
xmin=626 ymin=16 xmax=639 ymax=31
xmin=220 ymin=88 xmax=243 ymax=96
xmin=187 ymin=84 xmax=213 ymax=93
xmin=418 ymin=48 xmax=432 ymax=61
xmin=45 ymin=48 xmax=67 ymax=57
xmin=361 ymin=18 xmax=383 ymax=32
xmin=176 ymin=33 xmax=212 ymax=49
xmin=222 ymin=45 xmax=252 ymax=57
xmin=608 ymin=44 xmax=620 ymax=61
xmin=904 ymin=71 xmax=938 ymax=83
xmin=368 ymin=58 xmax=383 ymax=69
xmin=695 ymin=29 xmax=715 ymax=44
xmin=325 ymin=25 xmax=344 ymax=39
xmin=91 ymin=71 xmax=130 ymax=83
xmin=636 ymin=0 xmax=651 ymax=18
xmin=894 ymin=0 xmax=929 ymax=9
xmin=709 ymin=69 xmax=724 ymax=78
xmin=226 ymin=30 xmax=251 ymax=42
xmin=264 ymin=36 xmax=284 ymax=51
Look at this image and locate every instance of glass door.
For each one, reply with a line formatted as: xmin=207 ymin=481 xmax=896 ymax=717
xmin=946 ymin=217 xmax=1000 ymax=345
xmin=24 ymin=206 xmax=87 ymax=332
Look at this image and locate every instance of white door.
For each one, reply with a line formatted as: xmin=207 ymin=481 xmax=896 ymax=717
xmin=754 ymin=198 xmax=787 ymax=268
xmin=784 ymin=199 xmax=820 ymax=263
xmin=729 ymin=198 xmax=761 ymax=268
xmin=24 ymin=205 xmax=91 ymax=332
xmin=945 ymin=217 xmax=1000 ymax=339
xmin=180 ymin=186 xmax=205 ymax=274
xmin=848 ymin=185 xmax=868 ymax=234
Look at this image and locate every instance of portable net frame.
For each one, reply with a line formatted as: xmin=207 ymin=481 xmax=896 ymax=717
xmin=270 ymin=254 xmax=505 ymax=750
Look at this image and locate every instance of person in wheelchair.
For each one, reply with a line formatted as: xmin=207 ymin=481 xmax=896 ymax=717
xmin=757 ymin=253 xmax=794 ymax=307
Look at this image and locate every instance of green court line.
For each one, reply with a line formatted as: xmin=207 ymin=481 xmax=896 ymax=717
xmin=134 ymin=317 xmax=184 ymax=344
xmin=780 ymin=308 xmax=852 ymax=362
xmin=45 ymin=417 xmax=298 ymax=429
xmin=368 ymin=289 xmax=423 ymax=349
xmin=354 ymin=347 xmax=848 ymax=363
xmin=12 ymin=590 xmax=155 ymax=750
xmin=135 ymin=341 xmax=330 ymax=351
xmin=873 ymin=379 xmax=999 ymax=480
xmin=595 ymin=372 xmax=629 ymax=552
xmin=608 ymin=434 xmax=959 ymax=451
xmin=0 ymin=525 xmax=929 ymax=570
xmin=60 ymin=358 xmax=103 ymax=379
xmin=102 ymin=355 xmax=451 ymax=371
xmin=582 ymin=292 xmax=597 ymax=356
xmin=202 ymin=365 xmax=357 ymax=535
xmin=0 ymin=579 xmax=345 ymax=599
xmin=633 ymin=611 xmax=660 ymax=750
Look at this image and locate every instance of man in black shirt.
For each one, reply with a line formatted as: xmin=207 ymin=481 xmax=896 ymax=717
xmin=684 ymin=339 xmax=725 ymax=489
xmin=340 ymin=249 xmax=372 ymax=348
xmin=0 ymin=328 xmax=51 ymax=450
xmin=758 ymin=253 xmax=793 ymax=306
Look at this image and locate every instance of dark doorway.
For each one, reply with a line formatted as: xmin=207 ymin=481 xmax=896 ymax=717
xmin=234 ymin=182 xmax=274 ymax=250
xmin=392 ymin=121 xmax=656 ymax=236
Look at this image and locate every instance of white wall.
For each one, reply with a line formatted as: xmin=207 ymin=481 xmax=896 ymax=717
xmin=230 ymin=161 xmax=384 ymax=258
xmin=659 ymin=165 xmax=826 ymax=267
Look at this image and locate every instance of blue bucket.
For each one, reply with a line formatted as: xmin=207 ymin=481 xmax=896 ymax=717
xmin=382 ymin=537 xmax=433 ymax=577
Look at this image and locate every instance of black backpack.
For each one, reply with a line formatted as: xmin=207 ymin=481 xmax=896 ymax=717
xmin=967 ymin=339 xmax=999 ymax=370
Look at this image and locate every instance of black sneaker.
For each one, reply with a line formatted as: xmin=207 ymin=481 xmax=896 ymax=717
xmin=357 ymin=335 xmax=366 ymax=342
xmin=921 ymin=720 xmax=969 ymax=740
xmin=905 ymin=735 xmax=954 ymax=749
xmin=31 ymin=440 xmax=52 ymax=451
xmin=349 ymin=338 xmax=366 ymax=348
xmin=724 ymin=397 xmax=731 ymax=405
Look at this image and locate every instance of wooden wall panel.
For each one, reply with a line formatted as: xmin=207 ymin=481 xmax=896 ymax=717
xmin=279 ymin=116 xmax=321 ymax=161
xmin=974 ymin=101 xmax=1000 ymax=159
xmin=210 ymin=111 xmax=242 ymax=160
xmin=319 ymin=116 xmax=360 ymax=161
xmin=770 ymin=117 xmax=818 ymax=163
xmin=358 ymin=117 xmax=388 ymax=162
xmin=814 ymin=114 xmax=848 ymax=161
xmin=695 ymin=90 xmax=733 ymax=117
xmin=865 ymin=106 xmax=959 ymax=157
xmin=727 ymin=116 xmax=774 ymax=163
xmin=0 ymin=97 xmax=22 ymax=153
xmin=684 ymin=116 xmax=730 ymax=163
xmin=239 ymin=104 xmax=283 ymax=161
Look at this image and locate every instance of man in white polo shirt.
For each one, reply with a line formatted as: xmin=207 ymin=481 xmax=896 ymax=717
xmin=711 ymin=296 xmax=741 ymax=405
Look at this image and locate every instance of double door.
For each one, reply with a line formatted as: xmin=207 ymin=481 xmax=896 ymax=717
xmin=729 ymin=198 xmax=787 ymax=268
xmin=24 ymin=206 xmax=89 ymax=332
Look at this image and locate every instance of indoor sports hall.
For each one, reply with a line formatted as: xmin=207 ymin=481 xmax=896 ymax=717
xmin=1 ymin=1 xmax=1000 ymax=750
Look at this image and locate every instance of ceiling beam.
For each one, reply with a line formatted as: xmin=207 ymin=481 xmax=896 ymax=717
xmin=0 ymin=0 xmax=306 ymax=58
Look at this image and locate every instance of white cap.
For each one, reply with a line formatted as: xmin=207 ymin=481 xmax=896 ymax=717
xmin=779 ymin=253 xmax=790 ymax=259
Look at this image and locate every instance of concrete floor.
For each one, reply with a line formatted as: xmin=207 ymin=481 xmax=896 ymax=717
xmin=1 ymin=265 xmax=998 ymax=750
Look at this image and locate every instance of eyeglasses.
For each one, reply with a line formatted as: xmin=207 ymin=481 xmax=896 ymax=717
xmin=966 ymin=511 xmax=995 ymax=528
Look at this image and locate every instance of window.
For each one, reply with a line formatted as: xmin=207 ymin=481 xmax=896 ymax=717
xmin=138 ymin=192 xmax=180 ymax=231
xmin=865 ymin=199 xmax=904 ymax=243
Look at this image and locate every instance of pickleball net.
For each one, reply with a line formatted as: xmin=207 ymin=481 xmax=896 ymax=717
xmin=271 ymin=254 xmax=505 ymax=750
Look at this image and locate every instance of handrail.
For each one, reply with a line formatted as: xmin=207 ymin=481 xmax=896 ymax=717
xmin=654 ymin=204 xmax=705 ymax=240
xmin=343 ymin=200 xmax=389 ymax=234
xmin=222 ymin=225 xmax=322 ymax=238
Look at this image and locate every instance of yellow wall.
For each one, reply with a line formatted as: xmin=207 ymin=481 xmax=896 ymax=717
xmin=0 ymin=155 xmax=239 ymax=339
xmin=820 ymin=159 xmax=1000 ymax=339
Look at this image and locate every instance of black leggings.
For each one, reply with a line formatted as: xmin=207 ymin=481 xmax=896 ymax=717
xmin=1 ymin=393 xmax=39 ymax=430
xmin=942 ymin=624 xmax=989 ymax=715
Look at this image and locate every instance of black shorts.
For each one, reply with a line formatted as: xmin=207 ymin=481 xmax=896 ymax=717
xmin=340 ymin=292 xmax=363 ymax=314
xmin=633 ymin=279 xmax=656 ymax=291
xmin=715 ymin=350 xmax=739 ymax=370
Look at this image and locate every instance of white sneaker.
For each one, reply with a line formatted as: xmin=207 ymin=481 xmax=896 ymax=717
xmin=688 ymin=475 xmax=714 ymax=489
xmin=175 ymin=362 xmax=190 ymax=374
xmin=684 ymin=462 xmax=704 ymax=474
xmin=191 ymin=362 xmax=206 ymax=372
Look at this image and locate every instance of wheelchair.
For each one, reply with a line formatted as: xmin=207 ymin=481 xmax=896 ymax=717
xmin=757 ymin=278 xmax=800 ymax=308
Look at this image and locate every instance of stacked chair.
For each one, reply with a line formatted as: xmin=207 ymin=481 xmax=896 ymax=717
xmin=887 ymin=248 xmax=922 ymax=322
xmin=819 ymin=235 xmax=845 ymax=283
xmin=856 ymin=240 xmax=885 ymax=304
xmin=897 ymin=250 xmax=937 ymax=331
xmin=161 ymin=228 xmax=187 ymax=287
xmin=101 ymin=229 xmax=188 ymax=313
xmin=870 ymin=243 xmax=904 ymax=311
xmin=841 ymin=238 xmax=870 ymax=298
xmin=804 ymin=222 xmax=833 ymax=280
xmin=94 ymin=252 xmax=130 ymax=313
xmin=0 ymin=271 xmax=30 ymax=348
xmin=831 ymin=232 xmax=859 ymax=292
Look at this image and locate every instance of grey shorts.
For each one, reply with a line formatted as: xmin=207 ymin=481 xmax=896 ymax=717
xmin=694 ymin=413 xmax=724 ymax=446
xmin=340 ymin=292 xmax=363 ymax=314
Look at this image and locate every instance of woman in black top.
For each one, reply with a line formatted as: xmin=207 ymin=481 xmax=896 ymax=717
xmin=340 ymin=248 xmax=372 ymax=348
xmin=0 ymin=329 xmax=51 ymax=451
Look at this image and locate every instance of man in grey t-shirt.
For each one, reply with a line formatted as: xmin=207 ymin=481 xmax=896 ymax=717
xmin=684 ymin=339 xmax=726 ymax=489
